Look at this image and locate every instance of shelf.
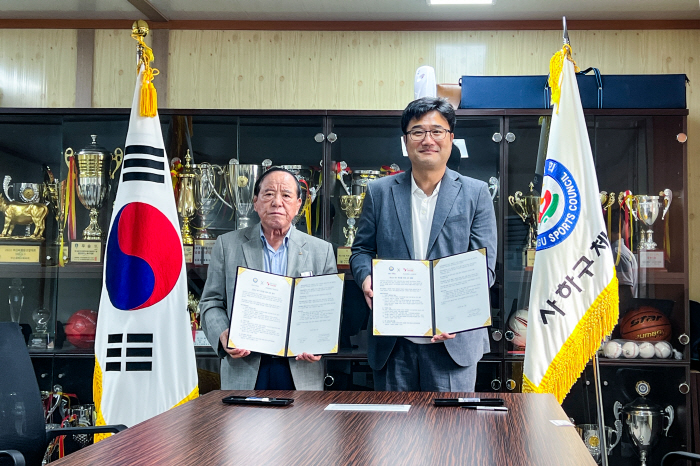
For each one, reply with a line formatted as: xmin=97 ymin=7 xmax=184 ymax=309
xmin=0 ymin=263 xmax=104 ymax=279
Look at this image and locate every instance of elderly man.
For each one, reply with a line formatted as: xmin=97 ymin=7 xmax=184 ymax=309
xmin=350 ymin=97 xmax=497 ymax=392
xmin=200 ymin=167 xmax=336 ymax=390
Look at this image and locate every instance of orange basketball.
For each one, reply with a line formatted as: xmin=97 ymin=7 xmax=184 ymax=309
xmin=619 ymin=306 xmax=672 ymax=342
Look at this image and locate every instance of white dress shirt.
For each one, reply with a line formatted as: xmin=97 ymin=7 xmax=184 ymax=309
xmin=407 ymin=174 xmax=441 ymax=344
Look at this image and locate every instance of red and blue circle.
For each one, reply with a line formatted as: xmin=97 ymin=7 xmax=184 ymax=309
xmin=106 ymin=202 xmax=182 ymax=310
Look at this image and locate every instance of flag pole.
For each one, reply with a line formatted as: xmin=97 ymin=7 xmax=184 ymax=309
xmin=564 ymin=13 xmax=610 ymax=463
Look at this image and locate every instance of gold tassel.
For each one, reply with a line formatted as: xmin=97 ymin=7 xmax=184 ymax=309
xmin=549 ymin=44 xmax=580 ymax=113
xmin=131 ymin=34 xmax=159 ymax=117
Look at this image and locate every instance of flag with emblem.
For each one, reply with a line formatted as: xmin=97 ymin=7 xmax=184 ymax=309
xmin=93 ymin=30 xmax=198 ymax=438
xmin=522 ymin=44 xmax=618 ymax=403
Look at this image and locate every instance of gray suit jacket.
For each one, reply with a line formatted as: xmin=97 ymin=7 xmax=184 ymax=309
xmin=200 ymin=223 xmax=337 ymax=390
xmin=350 ymin=168 xmax=496 ymax=370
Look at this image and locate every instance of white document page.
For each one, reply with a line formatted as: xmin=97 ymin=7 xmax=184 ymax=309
xmin=372 ymin=259 xmax=433 ymax=337
xmin=433 ymin=249 xmax=491 ymax=334
xmin=228 ymin=268 xmax=292 ymax=356
xmin=287 ymin=274 xmax=345 ymax=356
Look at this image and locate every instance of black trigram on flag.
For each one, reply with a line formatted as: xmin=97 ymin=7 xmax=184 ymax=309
xmin=122 ymin=145 xmax=165 ymax=183
xmin=105 ymin=333 xmax=154 ymax=372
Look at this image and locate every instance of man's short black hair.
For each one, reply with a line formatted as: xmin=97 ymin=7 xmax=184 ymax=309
xmin=401 ymin=97 xmax=456 ymax=134
xmin=253 ymin=166 xmax=302 ymax=199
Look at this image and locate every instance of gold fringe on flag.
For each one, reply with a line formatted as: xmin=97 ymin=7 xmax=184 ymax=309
xmin=92 ymin=357 xmax=109 ymax=443
xmin=131 ymin=22 xmax=159 ymax=117
xmin=523 ymin=273 xmax=619 ymax=403
xmin=92 ymin=357 xmax=199 ymax=442
xmin=549 ymin=44 xmax=580 ymax=112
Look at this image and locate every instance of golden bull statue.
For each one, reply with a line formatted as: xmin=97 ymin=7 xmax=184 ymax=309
xmin=0 ymin=193 xmax=48 ymax=239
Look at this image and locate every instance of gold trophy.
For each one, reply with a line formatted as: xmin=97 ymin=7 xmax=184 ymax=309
xmin=0 ymin=173 xmax=48 ymax=263
xmin=65 ymin=135 xmax=123 ymax=241
xmin=44 ymin=166 xmax=70 ymax=264
xmin=177 ymin=151 xmax=197 ymax=257
xmin=508 ymin=184 xmax=540 ymax=269
xmin=340 ymin=195 xmax=364 ymax=247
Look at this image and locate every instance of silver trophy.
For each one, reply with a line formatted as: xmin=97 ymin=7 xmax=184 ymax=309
xmin=8 ymin=278 xmax=24 ymax=323
xmin=193 ymin=162 xmax=221 ymax=240
xmin=488 ymin=176 xmax=499 ymax=202
xmin=616 ymin=381 xmax=674 ymax=466
xmin=225 ymin=158 xmax=271 ymax=229
xmin=3 ymin=176 xmax=42 ymax=203
xmin=575 ymin=423 xmax=622 ymax=464
xmin=627 ymin=189 xmax=672 ymax=250
xmin=64 ymin=135 xmax=123 ymax=240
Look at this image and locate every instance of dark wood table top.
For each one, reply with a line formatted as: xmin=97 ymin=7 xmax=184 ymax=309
xmin=53 ymin=390 xmax=595 ymax=466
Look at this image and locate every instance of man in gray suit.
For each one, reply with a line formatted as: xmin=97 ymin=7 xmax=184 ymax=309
xmin=350 ymin=97 xmax=497 ymax=392
xmin=200 ymin=167 xmax=337 ymax=390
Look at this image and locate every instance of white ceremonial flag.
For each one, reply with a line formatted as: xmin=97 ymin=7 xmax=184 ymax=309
xmin=93 ymin=60 xmax=198 ymax=436
xmin=523 ymin=45 xmax=618 ymax=403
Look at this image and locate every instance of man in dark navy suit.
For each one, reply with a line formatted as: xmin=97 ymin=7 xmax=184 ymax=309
xmin=350 ymin=97 xmax=497 ymax=392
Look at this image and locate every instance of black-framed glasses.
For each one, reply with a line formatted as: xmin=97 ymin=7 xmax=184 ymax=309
xmin=405 ymin=128 xmax=451 ymax=141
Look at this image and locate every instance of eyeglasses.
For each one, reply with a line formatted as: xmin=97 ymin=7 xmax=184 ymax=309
xmin=405 ymin=128 xmax=451 ymax=142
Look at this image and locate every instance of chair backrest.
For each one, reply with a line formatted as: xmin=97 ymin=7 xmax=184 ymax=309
xmin=0 ymin=323 xmax=47 ymax=466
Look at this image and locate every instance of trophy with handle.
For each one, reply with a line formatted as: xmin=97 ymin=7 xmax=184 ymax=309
xmin=627 ymin=189 xmax=672 ymax=268
xmin=616 ymin=381 xmax=674 ymax=466
xmin=64 ymin=135 xmax=123 ymax=241
xmin=224 ymin=158 xmax=272 ymax=229
xmin=508 ymin=184 xmax=540 ymax=269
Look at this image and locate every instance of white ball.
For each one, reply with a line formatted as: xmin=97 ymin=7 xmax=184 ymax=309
xmin=639 ymin=342 xmax=655 ymax=358
xmin=654 ymin=341 xmax=672 ymax=359
xmin=622 ymin=341 xmax=640 ymax=358
xmin=603 ymin=340 xmax=622 ymax=358
xmin=507 ymin=309 xmax=528 ymax=349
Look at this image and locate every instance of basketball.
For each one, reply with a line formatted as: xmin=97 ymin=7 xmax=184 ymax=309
xmin=65 ymin=309 xmax=98 ymax=348
xmin=507 ymin=308 xmax=528 ymax=349
xmin=619 ymin=306 xmax=672 ymax=342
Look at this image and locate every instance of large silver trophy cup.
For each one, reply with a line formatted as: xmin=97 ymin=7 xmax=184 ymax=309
xmin=225 ymin=159 xmax=271 ymax=229
xmin=615 ymin=381 xmax=674 ymax=466
xmin=627 ymin=189 xmax=672 ymax=250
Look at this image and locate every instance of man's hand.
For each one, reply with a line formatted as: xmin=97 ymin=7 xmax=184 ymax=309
xmin=220 ymin=329 xmax=250 ymax=358
xmin=362 ymin=275 xmax=373 ymax=310
xmin=295 ymin=352 xmax=322 ymax=362
xmin=431 ymin=332 xmax=456 ymax=343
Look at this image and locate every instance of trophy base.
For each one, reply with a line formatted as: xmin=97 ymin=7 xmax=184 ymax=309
xmin=194 ymin=239 xmax=216 ymax=265
xmin=0 ymin=239 xmax=43 ymax=263
xmin=523 ymin=248 xmax=536 ymax=270
xmin=70 ymin=241 xmax=103 ymax=263
xmin=28 ymin=333 xmax=51 ymax=349
xmin=183 ymin=244 xmax=194 ymax=264
xmin=336 ymin=246 xmax=352 ymax=269
xmin=638 ymin=250 xmax=666 ymax=269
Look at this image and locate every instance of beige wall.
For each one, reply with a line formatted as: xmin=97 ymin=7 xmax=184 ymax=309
xmin=1 ymin=27 xmax=698 ymax=300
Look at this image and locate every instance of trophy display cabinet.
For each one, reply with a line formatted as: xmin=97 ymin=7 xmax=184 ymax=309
xmin=0 ymin=107 xmax=691 ymax=465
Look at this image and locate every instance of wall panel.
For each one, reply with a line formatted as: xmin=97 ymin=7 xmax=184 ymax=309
xmin=0 ymin=29 xmax=76 ymax=107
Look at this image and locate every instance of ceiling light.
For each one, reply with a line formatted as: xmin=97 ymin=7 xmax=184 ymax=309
xmin=427 ymin=0 xmax=492 ymax=4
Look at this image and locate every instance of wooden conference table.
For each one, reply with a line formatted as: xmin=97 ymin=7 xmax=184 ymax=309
xmin=52 ymin=390 xmax=595 ymax=466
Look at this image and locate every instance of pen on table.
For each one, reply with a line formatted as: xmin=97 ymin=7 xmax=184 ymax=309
xmin=462 ymin=406 xmax=509 ymax=412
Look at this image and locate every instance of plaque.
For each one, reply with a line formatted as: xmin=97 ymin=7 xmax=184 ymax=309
xmin=70 ymin=241 xmax=103 ymax=263
xmin=183 ymin=244 xmax=194 ymax=263
xmin=638 ymin=250 xmax=665 ymax=269
xmin=0 ymin=241 xmax=42 ymax=263
xmin=336 ymin=246 xmax=352 ymax=268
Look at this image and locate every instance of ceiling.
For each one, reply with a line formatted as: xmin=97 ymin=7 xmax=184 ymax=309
xmin=1 ymin=0 xmax=699 ymax=23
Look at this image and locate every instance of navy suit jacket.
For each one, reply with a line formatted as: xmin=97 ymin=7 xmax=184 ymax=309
xmin=350 ymin=168 xmax=497 ymax=370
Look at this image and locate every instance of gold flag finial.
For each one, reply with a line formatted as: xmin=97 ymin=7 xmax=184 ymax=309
xmin=130 ymin=20 xmax=159 ymax=117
